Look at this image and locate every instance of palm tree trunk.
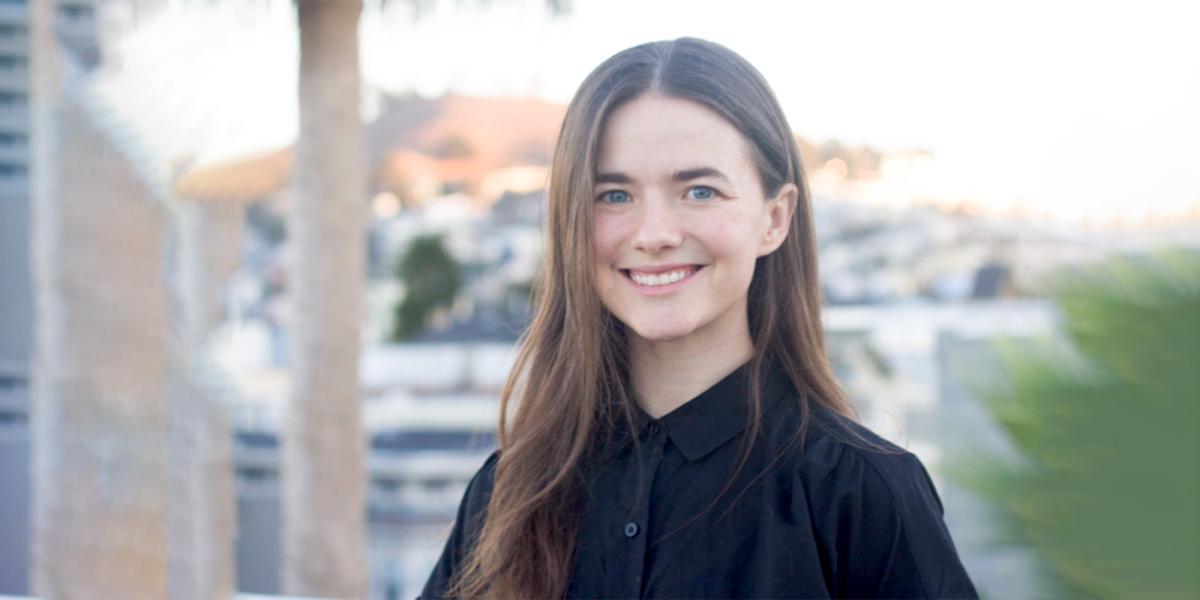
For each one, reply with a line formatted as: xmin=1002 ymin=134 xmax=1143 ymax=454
xmin=282 ymin=0 xmax=369 ymax=596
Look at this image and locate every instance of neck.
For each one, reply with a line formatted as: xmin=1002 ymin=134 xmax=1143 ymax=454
xmin=629 ymin=317 xmax=754 ymax=419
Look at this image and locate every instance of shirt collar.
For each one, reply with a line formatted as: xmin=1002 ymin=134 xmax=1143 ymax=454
xmin=611 ymin=358 xmax=794 ymax=462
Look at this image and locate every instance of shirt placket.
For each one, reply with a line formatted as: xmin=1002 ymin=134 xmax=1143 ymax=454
xmin=623 ymin=418 xmax=664 ymax=599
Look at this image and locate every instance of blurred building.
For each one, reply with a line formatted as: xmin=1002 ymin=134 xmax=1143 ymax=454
xmin=0 ymin=0 xmax=36 ymax=388
xmin=0 ymin=1 xmax=96 ymax=594
xmin=0 ymin=0 xmax=99 ymax=392
xmin=224 ymin=342 xmax=510 ymax=599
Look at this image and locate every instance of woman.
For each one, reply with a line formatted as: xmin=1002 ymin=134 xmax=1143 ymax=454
xmin=420 ymin=37 xmax=978 ymax=599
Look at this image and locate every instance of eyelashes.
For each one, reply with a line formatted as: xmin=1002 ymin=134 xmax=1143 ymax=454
xmin=595 ymin=185 xmax=723 ymax=204
xmin=597 ymin=190 xmax=633 ymax=204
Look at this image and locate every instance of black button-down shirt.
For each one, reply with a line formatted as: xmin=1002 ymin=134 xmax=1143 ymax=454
xmin=420 ymin=361 xmax=979 ymax=599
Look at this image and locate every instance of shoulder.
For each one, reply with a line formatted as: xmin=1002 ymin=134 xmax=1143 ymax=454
xmin=418 ymin=450 xmax=503 ymax=599
xmin=444 ymin=449 xmax=503 ymax=547
xmin=460 ymin=449 xmax=501 ymax=517
xmin=757 ymin=364 xmax=936 ymax=510
xmin=472 ymin=449 xmax=501 ymax=483
xmin=794 ymin=401 xmax=943 ymax=515
xmin=788 ymin=402 xmax=978 ymax=598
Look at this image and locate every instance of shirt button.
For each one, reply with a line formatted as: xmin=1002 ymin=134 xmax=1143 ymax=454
xmin=624 ymin=521 xmax=640 ymax=537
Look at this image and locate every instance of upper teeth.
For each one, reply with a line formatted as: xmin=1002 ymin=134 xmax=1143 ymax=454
xmin=630 ymin=268 xmax=694 ymax=286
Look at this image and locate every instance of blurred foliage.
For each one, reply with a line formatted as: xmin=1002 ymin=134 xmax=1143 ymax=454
xmin=391 ymin=234 xmax=461 ymax=341
xmin=955 ymin=248 xmax=1199 ymax=599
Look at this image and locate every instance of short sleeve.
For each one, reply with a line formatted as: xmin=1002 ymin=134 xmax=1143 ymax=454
xmin=801 ymin=437 xmax=979 ymax=599
xmin=418 ymin=450 xmax=501 ymax=600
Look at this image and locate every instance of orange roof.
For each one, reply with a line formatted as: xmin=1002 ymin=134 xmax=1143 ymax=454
xmin=174 ymin=147 xmax=293 ymax=202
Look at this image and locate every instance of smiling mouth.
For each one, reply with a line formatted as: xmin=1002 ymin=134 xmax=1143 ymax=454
xmin=621 ymin=266 xmax=703 ymax=287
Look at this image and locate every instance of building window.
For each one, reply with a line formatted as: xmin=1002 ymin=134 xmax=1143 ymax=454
xmin=59 ymin=4 xmax=95 ymax=20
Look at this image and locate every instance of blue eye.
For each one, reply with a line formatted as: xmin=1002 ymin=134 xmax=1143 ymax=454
xmin=686 ymin=186 xmax=718 ymax=201
xmin=598 ymin=190 xmax=632 ymax=204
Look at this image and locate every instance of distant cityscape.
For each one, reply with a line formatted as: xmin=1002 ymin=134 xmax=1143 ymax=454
xmin=2 ymin=2 xmax=1198 ymax=598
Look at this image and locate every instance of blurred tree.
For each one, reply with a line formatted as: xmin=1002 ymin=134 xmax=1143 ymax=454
xmin=956 ymin=249 xmax=1199 ymax=599
xmin=282 ymin=0 xmax=369 ymax=597
xmin=282 ymin=1 xmax=571 ymax=596
xmin=392 ymin=234 xmax=462 ymax=341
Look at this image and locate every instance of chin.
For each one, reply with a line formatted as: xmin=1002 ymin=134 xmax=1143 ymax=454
xmin=627 ymin=319 xmax=696 ymax=343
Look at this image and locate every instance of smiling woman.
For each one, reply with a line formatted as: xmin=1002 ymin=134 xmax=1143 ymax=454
xmin=591 ymin=95 xmax=795 ymax=389
xmin=421 ymin=37 xmax=979 ymax=599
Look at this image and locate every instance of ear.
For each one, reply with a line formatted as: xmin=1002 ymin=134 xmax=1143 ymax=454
xmin=757 ymin=182 xmax=797 ymax=257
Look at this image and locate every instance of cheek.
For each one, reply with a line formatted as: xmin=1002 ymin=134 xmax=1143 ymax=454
xmin=707 ymin=213 xmax=759 ymax=262
xmin=592 ymin=213 xmax=624 ymax=265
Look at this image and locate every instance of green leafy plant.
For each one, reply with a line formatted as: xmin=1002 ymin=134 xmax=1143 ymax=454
xmin=953 ymin=249 xmax=1199 ymax=599
xmin=391 ymin=233 xmax=461 ymax=341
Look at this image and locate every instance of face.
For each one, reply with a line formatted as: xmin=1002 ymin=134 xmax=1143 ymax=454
xmin=591 ymin=94 xmax=796 ymax=346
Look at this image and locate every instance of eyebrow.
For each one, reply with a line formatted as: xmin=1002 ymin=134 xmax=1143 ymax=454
xmin=672 ymin=167 xmax=732 ymax=185
xmin=594 ymin=167 xmax=733 ymax=186
xmin=594 ymin=171 xmax=634 ymax=185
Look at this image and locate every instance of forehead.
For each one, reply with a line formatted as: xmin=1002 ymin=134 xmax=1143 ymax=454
xmin=595 ymin=95 xmax=756 ymax=179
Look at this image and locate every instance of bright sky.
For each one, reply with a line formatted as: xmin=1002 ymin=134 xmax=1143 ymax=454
xmin=360 ymin=0 xmax=1200 ymax=223
xmin=115 ymin=0 xmax=1200 ymax=223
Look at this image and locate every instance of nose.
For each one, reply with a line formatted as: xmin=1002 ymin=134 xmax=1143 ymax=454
xmin=630 ymin=195 xmax=683 ymax=253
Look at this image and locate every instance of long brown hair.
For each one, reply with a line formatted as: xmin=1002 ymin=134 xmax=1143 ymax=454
xmin=445 ymin=37 xmax=857 ymax=599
